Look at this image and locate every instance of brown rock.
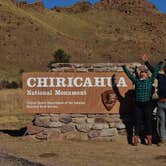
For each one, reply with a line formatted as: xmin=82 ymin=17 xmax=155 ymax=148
xmin=87 ymin=114 xmax=109 ymax=118
xmin=26 ymin=124 xmax=45 ymax=135
xmin=100 ymin=128 xmax=118 ymax=137
xmin=49 ymin=122 xmax=63 ymax=128
xmin=94 ymin=118 xmax=107 ymax=123
xmin=86 ymin=118 xmax=94 ymax=123
xmin=108 ymin=118 xmax=121 ymax=123
xmin=92 ymin=123 xmax=109 ymax=130
xmin=72 ymin=118 xmax=86 ymax=124
xmin=63 ymin=131 xmax=80 ymax=140
xmin=34 ymin=116 xmax=51 ymax=127
xmin=60 ymin=125 xmax=75 ymax=133
xmin=59 ymin=115 xmax=72 ymax=124
xmin=108 ymin=122 xmax=116 ymax=128
xmin=71 ymin=114 xmax=87 ymax=118
xmin=115 ymin=122 xmax=126 ymax=129
xmin=76 ymin=123 xmax=92 ymax=132
xmin=50 ymin=117 xmax=59 ymax=122
xmin=88 ymin=130 xmax=101 ymax=138
xmin=35 ymin=132 xmax=47 ymax=140
xmin=45 ymin=129 xmax=61 ymax=140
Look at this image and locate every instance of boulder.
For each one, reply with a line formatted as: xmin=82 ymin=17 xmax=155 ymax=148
xmin=91 ymin=123 xmax=109 ymax=130
xmin=59 ymin=115 xmax=72 ymax=124
xmin=26 ymin=124 xmax=44 ymax=135
xmin=88 ymin=130 xmax=101 ymax=138
xmin=44 ymin=129 xmax=61 ymax=140
xmin=34 ymin=116 xmax=51 ymax=127
xmin=63 ymin=131 xmax=78 ymax=140
xmin=49 ymin=122 xmax=63 ymax=128
xmin=72 ymin=118 xmax=86 ymax=124
xmin=100 ymin=128 xmax=118 ymax=137
xmin=60 ymin=125 xmax=75 ymax=133
xmin=35 ymin=132 xmax=47 ymax=140
xmin=76 ymin=123 xmax=92 ymax=132
xmin=115 ymin=122 xmax=126 ymax=130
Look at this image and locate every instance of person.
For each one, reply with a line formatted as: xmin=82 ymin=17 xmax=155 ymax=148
xmin=112 ymin=74 xmax=135 ymax=144
xmin=122 ymin=61 xmax=163 ymax=145
xmin=142 ymin=54 xmax=166 ymax=145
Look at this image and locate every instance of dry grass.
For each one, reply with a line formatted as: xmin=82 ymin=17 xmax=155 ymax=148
xmin=0 ymin=89 xmax=33 ymax=128
xmin=0 ymin=0 xmax=166 ymax=81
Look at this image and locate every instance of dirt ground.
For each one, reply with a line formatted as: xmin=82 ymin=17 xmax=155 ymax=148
xmin=0 ymin=130 xmax=166 ymax=166
xmin=0 ymin=89 xmax=166 ymax=166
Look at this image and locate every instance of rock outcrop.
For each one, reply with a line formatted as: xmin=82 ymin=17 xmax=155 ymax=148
xmin=11 ymin=0 xmax=45 ymax=12
xmin=52 ymin=0 xmax=157 ymax=13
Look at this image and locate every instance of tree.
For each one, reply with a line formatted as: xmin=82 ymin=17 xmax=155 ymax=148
xmin=48 ymin=49 xmax=71 ymax=68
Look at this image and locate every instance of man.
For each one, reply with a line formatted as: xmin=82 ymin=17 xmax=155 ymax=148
xmin=142 ymin=54 xmax=166 ymax=145
xmin=122 ymin=62 xmax=163 ymax=145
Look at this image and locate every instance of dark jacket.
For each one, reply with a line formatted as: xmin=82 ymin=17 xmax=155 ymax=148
xmin=145 ymin=61 xmax=166 ymax=99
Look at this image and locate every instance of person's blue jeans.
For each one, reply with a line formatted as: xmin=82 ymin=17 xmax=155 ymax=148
xmin=157 ymin=101 xmax=166 ymax=141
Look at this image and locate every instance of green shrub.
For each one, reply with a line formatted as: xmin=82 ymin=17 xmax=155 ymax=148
xmin=48 ymin=49 xmax=71 ymax=68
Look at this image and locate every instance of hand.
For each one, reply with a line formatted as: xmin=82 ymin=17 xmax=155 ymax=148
xmin=142 ymin=54 xmax=148 ymax=62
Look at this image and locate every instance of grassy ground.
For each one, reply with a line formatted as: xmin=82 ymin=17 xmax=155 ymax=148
xmin=0 ymin=0 xmax=166 ymax=81
xmin=0 ymin=89 xmax=33 ymax=128
xmin=0 ymin=89 xmax=166 ymax=166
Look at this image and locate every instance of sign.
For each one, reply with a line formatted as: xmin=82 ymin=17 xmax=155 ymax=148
xmin=23 ymin=72 xmax=133 ymax=114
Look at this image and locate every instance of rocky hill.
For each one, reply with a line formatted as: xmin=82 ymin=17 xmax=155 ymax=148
xmin=0 ymin=0 xmax=166 ymax=81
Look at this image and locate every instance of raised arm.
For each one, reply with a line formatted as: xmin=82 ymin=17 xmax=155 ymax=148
xmin=142 ymin=54 xmax=155 ymax=73
xmin=122 ymin=65 xmax=138 ymax=83
xmin=111 ymin=74 xmax=123 ymax=101
xmin=134 ymin=66 xmax=139 ymax=79
xmin=150 ymin=62 xmax=164 ymax=81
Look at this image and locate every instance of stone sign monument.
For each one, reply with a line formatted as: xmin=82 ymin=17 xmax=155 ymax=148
xmin=25 ymin=63 xmax=139 ymax=141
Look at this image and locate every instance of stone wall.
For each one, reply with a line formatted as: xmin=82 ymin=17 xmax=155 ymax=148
xmin=27 ymin=63 xmax=141 ymax=141
xmin=26 ymin=113 xmax=124 ymax=141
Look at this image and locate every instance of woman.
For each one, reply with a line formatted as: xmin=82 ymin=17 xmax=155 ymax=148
xmin=122 ymin=62 xmax=163 ymax=145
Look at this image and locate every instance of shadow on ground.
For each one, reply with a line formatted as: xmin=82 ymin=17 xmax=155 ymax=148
xmin=0 ymin=127 xmax=27 ymax=137
xmin=0 ymin=152 xmax=47 ymax=166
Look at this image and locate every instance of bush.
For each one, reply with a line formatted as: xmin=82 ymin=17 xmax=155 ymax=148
xmin=53 ymin=49 xmax=70 ymax=63
xmin=0 ymin=80 xmax=19 ymax=89
xmin=6 ymin=81 xmax=19 ymax=89
xmin=48 ymin=49 xmax=71 ymax=68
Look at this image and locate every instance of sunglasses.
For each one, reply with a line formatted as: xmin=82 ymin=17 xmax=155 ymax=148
xmin=140 ymin=71 xmax=148 ymax=73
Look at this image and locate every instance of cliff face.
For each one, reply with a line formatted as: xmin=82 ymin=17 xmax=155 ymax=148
xmin=52 ymin=0 xmax=157 ymax=13
xmin=11 ymin=0 xmax=45 ymax=12
xmin=52 ymin=1 xmax=93 ymax=13
xmin=0 ymin=0 xmax=166 ymax=80
xmin=109 ymin=0 xmax=156 ymax=13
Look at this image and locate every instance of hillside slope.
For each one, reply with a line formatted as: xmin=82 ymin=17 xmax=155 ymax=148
xmin=0 ymin=0 xmax=166 ymax=80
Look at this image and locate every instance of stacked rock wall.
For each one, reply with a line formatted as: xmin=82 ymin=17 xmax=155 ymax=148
xmin=27 ymin=113 xmax=124 ymax=141
xmin=27 ymin=63 xmax=141 ymax=141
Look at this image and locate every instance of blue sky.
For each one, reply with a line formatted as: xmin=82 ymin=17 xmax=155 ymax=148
xmin=26 ymin=0 xmax=166 ymax=13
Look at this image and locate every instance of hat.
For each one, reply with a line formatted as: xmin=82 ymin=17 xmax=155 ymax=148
xmin=138 ymin=65 xmax=148 ymax=72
